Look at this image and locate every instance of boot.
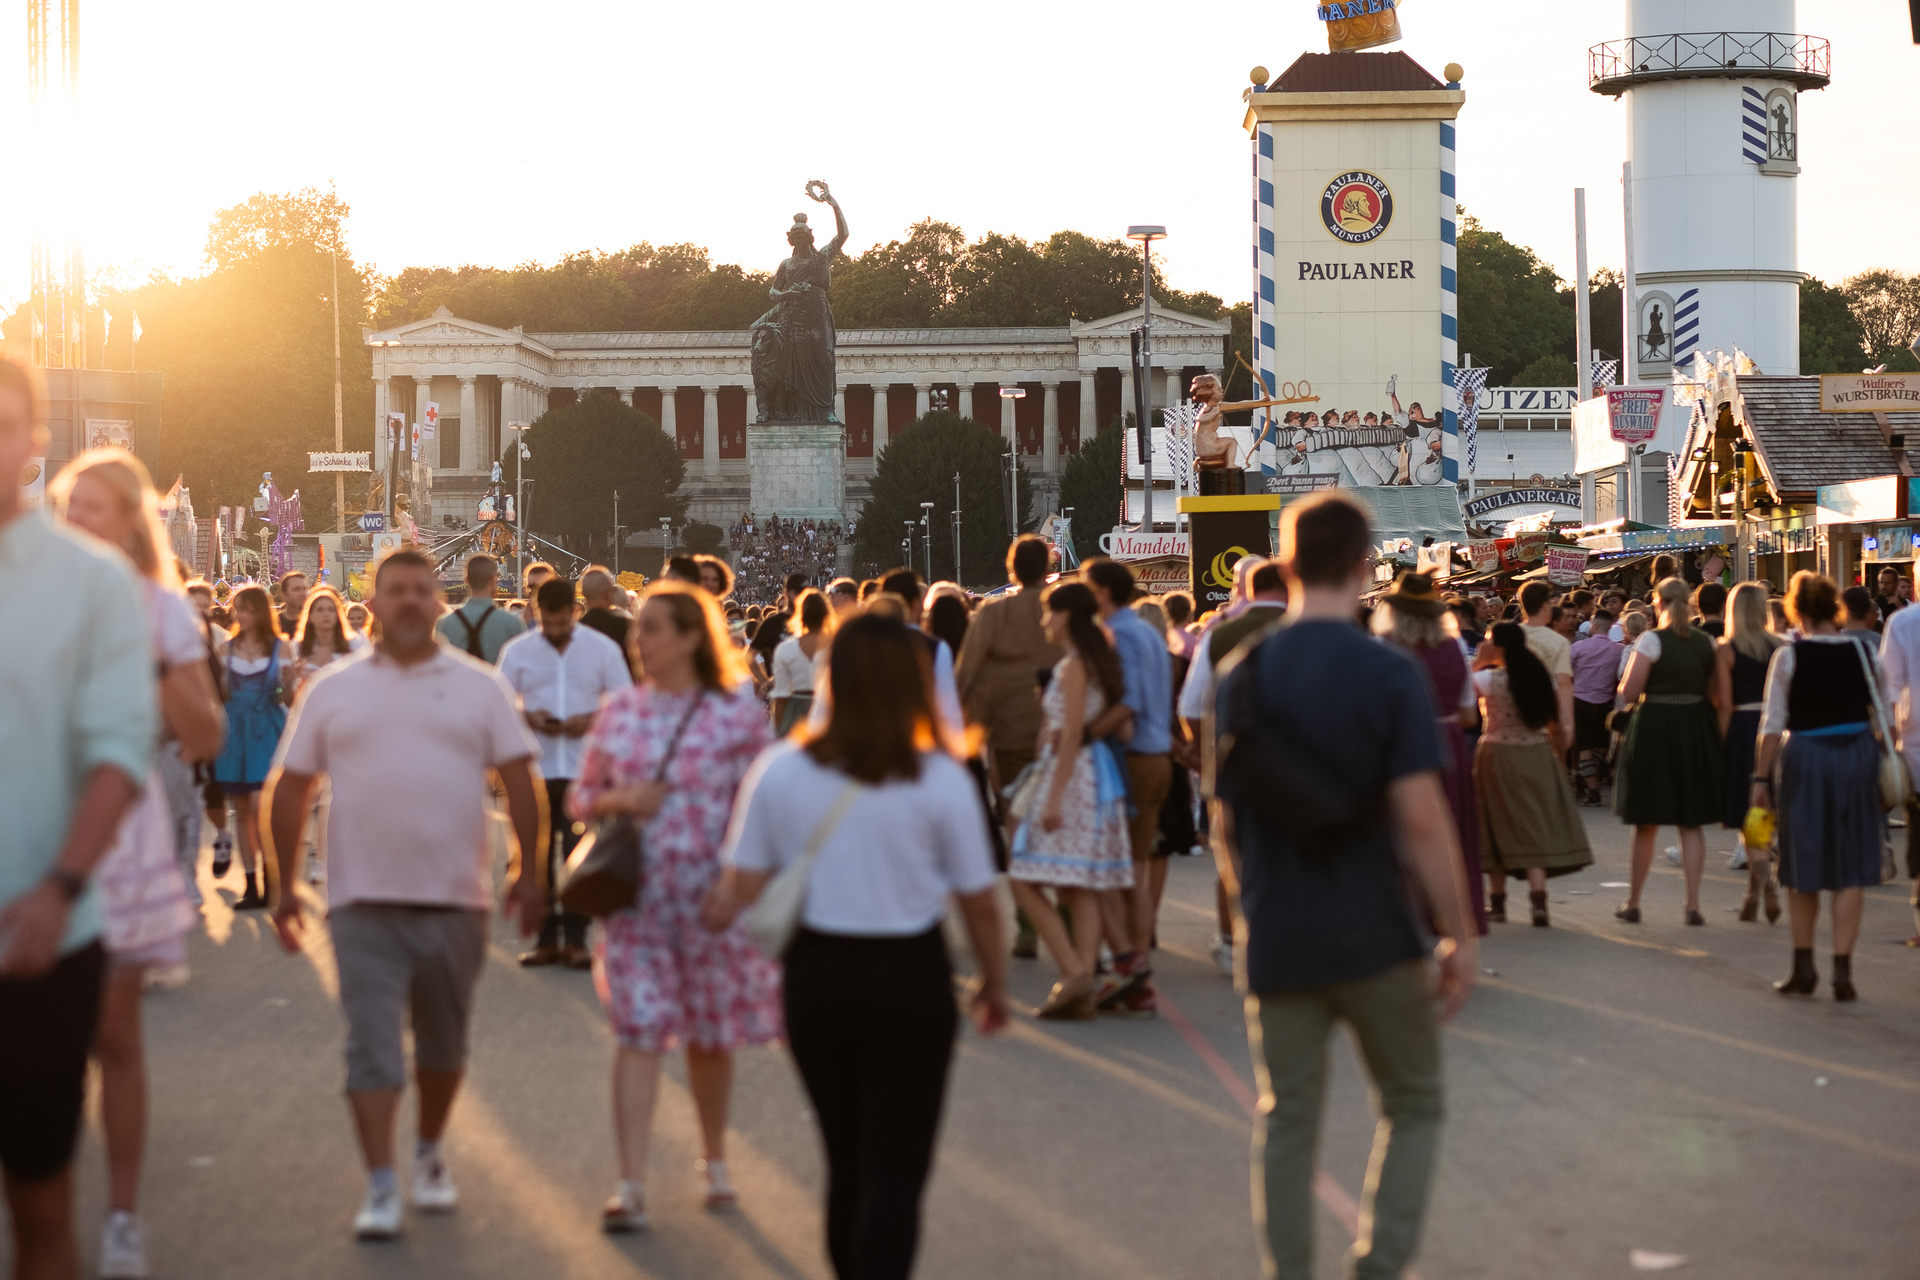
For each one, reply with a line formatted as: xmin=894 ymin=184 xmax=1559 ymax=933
xmin=1738 ymin=864 xmax=1761 ymax=922
xmin=1774 ymin=947 xmax=1818 ymax=996
xmin=1831 ymin=954 xmax=1856 ymax=1003
xmin=1487 ymin=893 xmax=1507 ymax=924
xmin=1529 ymin=889 xmax=1550 ymax=927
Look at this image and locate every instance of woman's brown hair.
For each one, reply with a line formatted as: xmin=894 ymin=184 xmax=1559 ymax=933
xmin=1786 ymin=570 xmax=1840 ymax=629
xmin=805 ymin=613 xmax=945 ymax=783
xmin=228 ymin=584 xmax=280 ymax=651
xmin=297 ymin=585 xmax=351 ymax=657
xmin=1045 ymin=580 xmax=1125 ymax=705
xmin=635 ymin=580 xmax=747 ymax=691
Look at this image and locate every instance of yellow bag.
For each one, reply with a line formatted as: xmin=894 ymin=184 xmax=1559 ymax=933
xmin=1742 ymin=806 xmax=1776 ymax=850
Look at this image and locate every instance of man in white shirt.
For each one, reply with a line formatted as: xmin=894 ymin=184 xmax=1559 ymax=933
xmin=265 ymin=548 xmax=545 ymax=1241
xmin=498 ymin=576 xmax=632 ymax=967
xmin=1881 ymin=602 xmax=1920 ymax=944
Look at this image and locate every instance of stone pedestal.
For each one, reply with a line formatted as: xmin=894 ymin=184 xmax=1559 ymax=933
xmin=748 ymin=422 xmax=846 ymax=520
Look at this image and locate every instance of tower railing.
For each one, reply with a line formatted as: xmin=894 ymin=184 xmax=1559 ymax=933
xmin=1588 ymin=32 xmax=1831 ymax=96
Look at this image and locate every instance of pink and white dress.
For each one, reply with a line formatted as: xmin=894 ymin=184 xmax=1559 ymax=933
xmin=570 ymin=682 xmax=781 ymax=1053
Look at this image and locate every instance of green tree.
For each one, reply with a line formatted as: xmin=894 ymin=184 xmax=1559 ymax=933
xmin=1800 ymin=276 xmax=1867 ymax=374
xmin=1057 ymin=418 xmax=1126 ymax=563
xmin=829 ymin=219 xmax=967 ymax=328
xmin=521 ymin=390 xmax=687 ymax=553
xmin=1455 ymin=213 xmax=1574 ymax=385
xmin=857 ymin=411 xmax=1030 ymax=587
xmin=1842 ymin=269 xmax=1920 ymax=371
xmin=681 ymin=520 xmax=725 ymax=554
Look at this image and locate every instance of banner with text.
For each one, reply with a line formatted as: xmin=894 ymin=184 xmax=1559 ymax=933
xmin=1820 ymin=373 xmax=1920 ymax=414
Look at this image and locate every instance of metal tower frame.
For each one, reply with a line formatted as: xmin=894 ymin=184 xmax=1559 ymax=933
xmin=28 ymin=0 xmax=83 ymax=369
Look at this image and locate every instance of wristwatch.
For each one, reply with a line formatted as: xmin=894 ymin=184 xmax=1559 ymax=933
xmin=45 ymin=868 xmax=87 ymax=902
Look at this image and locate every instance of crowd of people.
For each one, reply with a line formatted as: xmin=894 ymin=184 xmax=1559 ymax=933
xmin=725 ymin=513 xmax=845 ymax=605
xmin=5 ymin=334 xmax=1918 ymax=1280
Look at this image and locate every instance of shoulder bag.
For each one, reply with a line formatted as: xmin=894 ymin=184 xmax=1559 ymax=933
xmin=745 ymin=781 xmax=861 ymax=958
xmin=1849 ymin=636 xmax=1912 ymax=814
xmin=560 ymin=691 xmax=706 ymax=918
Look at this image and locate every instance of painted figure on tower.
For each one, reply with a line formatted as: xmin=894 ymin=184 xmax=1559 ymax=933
xmin=750 ymin=181 xmax=849 ymax=425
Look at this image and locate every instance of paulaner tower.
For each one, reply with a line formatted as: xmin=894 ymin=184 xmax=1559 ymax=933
xmin=1591 ymin=1 xmax=1830 ymax=380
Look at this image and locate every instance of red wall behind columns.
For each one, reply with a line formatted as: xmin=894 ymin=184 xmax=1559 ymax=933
xmin=674 ymin=388 xmax=703 ymax=460
xmin=846 ymin=385 xmax=874 ymax=457
xmin=718 ymin=387 xmax=747 ymax=458
xmin=1058 ymin=381 xmax=1082 ymax=455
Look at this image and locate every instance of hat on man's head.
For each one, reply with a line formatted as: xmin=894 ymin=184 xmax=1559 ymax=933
xmin=1382 ymin=571 xmax=1447 ymax=617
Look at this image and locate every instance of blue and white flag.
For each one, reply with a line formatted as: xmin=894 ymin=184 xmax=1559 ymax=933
xmin=1455 ymin=366 xmax=1489 ymax=473
xmin=1590 ymin=358 xmax=1619 ymax=390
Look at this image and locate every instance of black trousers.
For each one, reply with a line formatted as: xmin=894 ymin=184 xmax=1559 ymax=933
xmin=541 ymin=778 xmax=589 ymax=948
xmin=784 ymin=927 xmax=957 ymax=1280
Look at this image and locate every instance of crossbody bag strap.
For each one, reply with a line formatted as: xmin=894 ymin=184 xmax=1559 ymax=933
xmin=1851 ymin=636 xmax=1895 ymax=745
xmin=793 ymin=782 xmax=862 ymax=880
xmin=652 ymin=690 xmax=708 ymax=783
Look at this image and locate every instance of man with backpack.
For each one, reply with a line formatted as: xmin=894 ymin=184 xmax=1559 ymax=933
xmin=1207 ymin=491 xmax=1475 ymax=1280
xmin=436 ymin=555 xmax=522 ymax=663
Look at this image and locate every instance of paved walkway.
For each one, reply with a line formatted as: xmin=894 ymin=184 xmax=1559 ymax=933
xmin=21 ymin=810 xmax=1920 ymax=1279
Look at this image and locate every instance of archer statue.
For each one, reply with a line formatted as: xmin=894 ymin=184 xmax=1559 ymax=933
xmin=750 ymin=180 xmax=849 ymax=424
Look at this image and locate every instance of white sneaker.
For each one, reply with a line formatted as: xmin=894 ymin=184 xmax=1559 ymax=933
xmin=353 ymin=1185 xmax=403 ymax=1240
xmin=412 ymin=1155 xmax=458 ymax=1212
xmin=698 ymin=1158 xmax=737 ymax=1210
xmin=602 ymin=1181 xmax=649 ymax=1233
xmin=1209 ymin=934 xmax=1235 ymax=978
xmin=99 ymin=1210 xmax=148 ymax=1279
xmin=1728 ymin=845 xmax=1749 ymax=870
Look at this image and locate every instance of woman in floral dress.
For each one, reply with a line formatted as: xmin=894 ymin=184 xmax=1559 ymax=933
xmin=1006 ymin=581 xmax=1134 ymax=1019
xmin=569 ymin=582 xmax=778 ymax=1231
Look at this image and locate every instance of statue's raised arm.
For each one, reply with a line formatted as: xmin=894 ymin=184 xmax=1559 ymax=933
xmin=806 ymin=179 xmax=849 ymax=260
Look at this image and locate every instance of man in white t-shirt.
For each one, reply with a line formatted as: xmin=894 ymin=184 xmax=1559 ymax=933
xmin=498 ymin=575 xmax=630 ymax=968
xmin=265 ymin=548 xmax=545 ymax=1242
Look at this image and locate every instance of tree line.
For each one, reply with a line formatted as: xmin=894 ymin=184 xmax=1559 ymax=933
xmin=2 ymin=188 xmax=1911 ymax=533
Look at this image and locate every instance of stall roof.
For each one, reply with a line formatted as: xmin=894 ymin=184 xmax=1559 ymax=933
xmin=1349 ymin=485 xmax=1470 ymax=545
xmin=1739 ymin=377 xmax=1920 ymax=498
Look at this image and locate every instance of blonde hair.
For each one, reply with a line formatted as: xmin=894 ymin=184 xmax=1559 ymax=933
xmin=1621 ymin=611 xmax=1651 ymax=640
xmin=1725 ymin=582 xmax=1783 ymax=664
xmin=1370 ymin=600 xmax=1460 ymax=650
xmin=1654 ymin=576 xmax=1692 ymax=638
xmin=636 ymin=580 xmax=747 ymax=692
xmin=48 ymin=447 xmax=177 ymax=587
xmin=1132 ymin=598 xmax=1170 ymax=639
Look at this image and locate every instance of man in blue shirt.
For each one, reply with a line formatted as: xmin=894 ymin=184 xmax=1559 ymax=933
xmin=1208 ymin=491 xmax=1475 ymax=1280
xmin=1085 ymin=558 xmax=1172 ymax=1014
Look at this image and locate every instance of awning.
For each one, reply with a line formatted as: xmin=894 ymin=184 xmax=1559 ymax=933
xmin=1348 ymin=485 xmax=1470 ymax=545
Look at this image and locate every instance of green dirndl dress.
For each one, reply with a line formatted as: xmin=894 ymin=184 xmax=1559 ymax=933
xmin=1613 ymin=626 xmax=1724 ymax=826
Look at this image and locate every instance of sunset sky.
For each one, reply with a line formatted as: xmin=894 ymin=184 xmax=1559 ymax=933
xmin=0 ymin=0 xmax=1912 ymax=319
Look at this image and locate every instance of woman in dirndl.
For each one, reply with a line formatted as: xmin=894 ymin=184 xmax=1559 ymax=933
xmin=1473 ymin=623 xmax=1593 ymax=927
xmin=52 ymin=448 xmax=226 ymax=1278
xmin=1717 ymin=583 xmax=1786 ymax=922
xmin=1613 ymin=576 xmax=1729 ymax=926
xmin=1373 ymin=572 xmax=1486 ymax=934
xmin=770 ymin=588 xmax=831 ymax=737
xmin=1751 ymin=572 xmax=1885 ymax=1002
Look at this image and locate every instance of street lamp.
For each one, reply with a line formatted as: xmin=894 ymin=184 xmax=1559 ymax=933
xmin=1128 ymin=224 xmax=1167 ymax=532
xmin=368 ymin=339 xmax=403 ymax=527
xmin=902 ymin=520 xmax=915 ymax=570
xmin=920 ymin=501 xmax=935 ymax=582
xmin=952 ymin=470 xmax=963 ymax=584
xmin=506 ymin=421 xmax=531 ymax=587
xmin=611 ymin=488 xmax=626 ymax=578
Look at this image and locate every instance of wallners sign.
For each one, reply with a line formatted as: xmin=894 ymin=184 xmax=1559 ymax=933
xmin=1820 ymin=373 xmax=1920 ymax=414
xmin=1298 ymin=260 xmax=1416 ymax=281
xmin=1319 ymin=171 xmax=1393 ymax=244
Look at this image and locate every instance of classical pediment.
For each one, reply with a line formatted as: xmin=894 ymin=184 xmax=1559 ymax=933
xmin=1071 ymin=306 xmax=1231 ymax=337
xmin=369 ymin=308 xmax=545 ymax=349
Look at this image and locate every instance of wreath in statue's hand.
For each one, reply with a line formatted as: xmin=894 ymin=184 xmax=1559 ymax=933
xmin=805 ymin=179 xmax=831 ymax=203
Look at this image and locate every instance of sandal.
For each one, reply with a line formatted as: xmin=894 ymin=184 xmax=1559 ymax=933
xmin=602 ymin=1181 xmax=649 ymax=1233
xmin=698 ymin=1159 xmax=737 ymax=1210
xmin=1036 ymin=974 xmax=1096 ymax=1020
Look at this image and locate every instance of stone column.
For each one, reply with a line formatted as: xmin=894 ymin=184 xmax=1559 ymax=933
xmin=702 ymin=385 xmax=719 ymax=477
xmin=872 ymin=384 xmax=889 ymax=455
xmin=914 ymin=383 xmax=931 ymax=421
xmin=659 ymin=385 xmax=677 ymax=443
xmin=834 ymin=385 xmax=846 ymax=426
xmin=373 ymin=376 xmax=390 ymax=470
xmin=745 ymin=389 xmax=758 ymax=426
xmin=1119 ymin=370 xmax=1134 ymax=426
xmin=619 ymin=386 xmax=636 ymax=406
xmin=459 ymin=376 xmax=478 ymax=474
xmin=1079 ymin=370 xmax=1096 ymax=443
xmin=958 ymin=384 xmax=973 ymax=421
xmin=1042 ymin=380 xmax=1061 ymax=473
xmin=1165 ymin=370 xmax=1181 ymax=409
xmin=1000 ymin=382 xmax=1017 ymax=448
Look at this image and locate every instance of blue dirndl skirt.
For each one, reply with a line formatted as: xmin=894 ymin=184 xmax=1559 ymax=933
xmin=1775 ymin=728 xmax=1884 ymax=894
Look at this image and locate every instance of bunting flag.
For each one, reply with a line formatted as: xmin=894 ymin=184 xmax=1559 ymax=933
xmin=131 ymin=310 xmax=143 ymax=343
xmin=1455 ymin=366 xmax=1489 ymax=473
xmin=1589 ymin=358 xmax=1619 ymax=389
xmin=1161 ymin=402 xmax=1195 ymax=490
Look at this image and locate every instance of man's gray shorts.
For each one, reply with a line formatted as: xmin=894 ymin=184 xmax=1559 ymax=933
xmin=330 ymin=904 xmax=489 ymax=1093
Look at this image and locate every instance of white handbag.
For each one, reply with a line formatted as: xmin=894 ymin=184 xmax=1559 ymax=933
xmin=745 ymin=782 xmax=861 ymax=958
xmin=1851 ymin=636 xmax=1913 ymax=814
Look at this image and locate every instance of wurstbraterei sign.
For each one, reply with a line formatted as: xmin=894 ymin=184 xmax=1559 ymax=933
xmin=1821 ymin=373 xmax=1920 ymax=414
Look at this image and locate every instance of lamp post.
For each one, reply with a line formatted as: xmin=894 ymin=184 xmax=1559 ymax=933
xmin=1127 ymin=224 xmax=1167 ymax=532
xmin=902 ymin=521 xmax=915 ymax=570
xmin=611 ymin=488 xmax=625 ymax=578
xmin=506 ymin=420 xmax=531 ymax=588
xmin=952 ymin=470 xmax=963 ymax=584
xmin=368 ymin=339 xmax=402 ymax=526
xmin=920 ymin=501 xmax=935 ymax=581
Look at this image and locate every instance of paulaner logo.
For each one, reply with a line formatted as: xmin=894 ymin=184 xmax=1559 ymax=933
xmin=1320 ymin=171 xmax=1393 ymax=245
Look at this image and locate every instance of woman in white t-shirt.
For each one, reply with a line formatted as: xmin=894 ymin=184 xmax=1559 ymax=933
xmin=703 ymin=612 xmax=1008 ymax=1278
xmin=52 ymin=448 xmax=226 ymax=1280
xmin=769 ymin=589 xmax=832 ymax=736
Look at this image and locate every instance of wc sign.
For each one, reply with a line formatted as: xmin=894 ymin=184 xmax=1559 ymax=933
xmin=1606 ymin=387 xmax=1667 ymax=446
